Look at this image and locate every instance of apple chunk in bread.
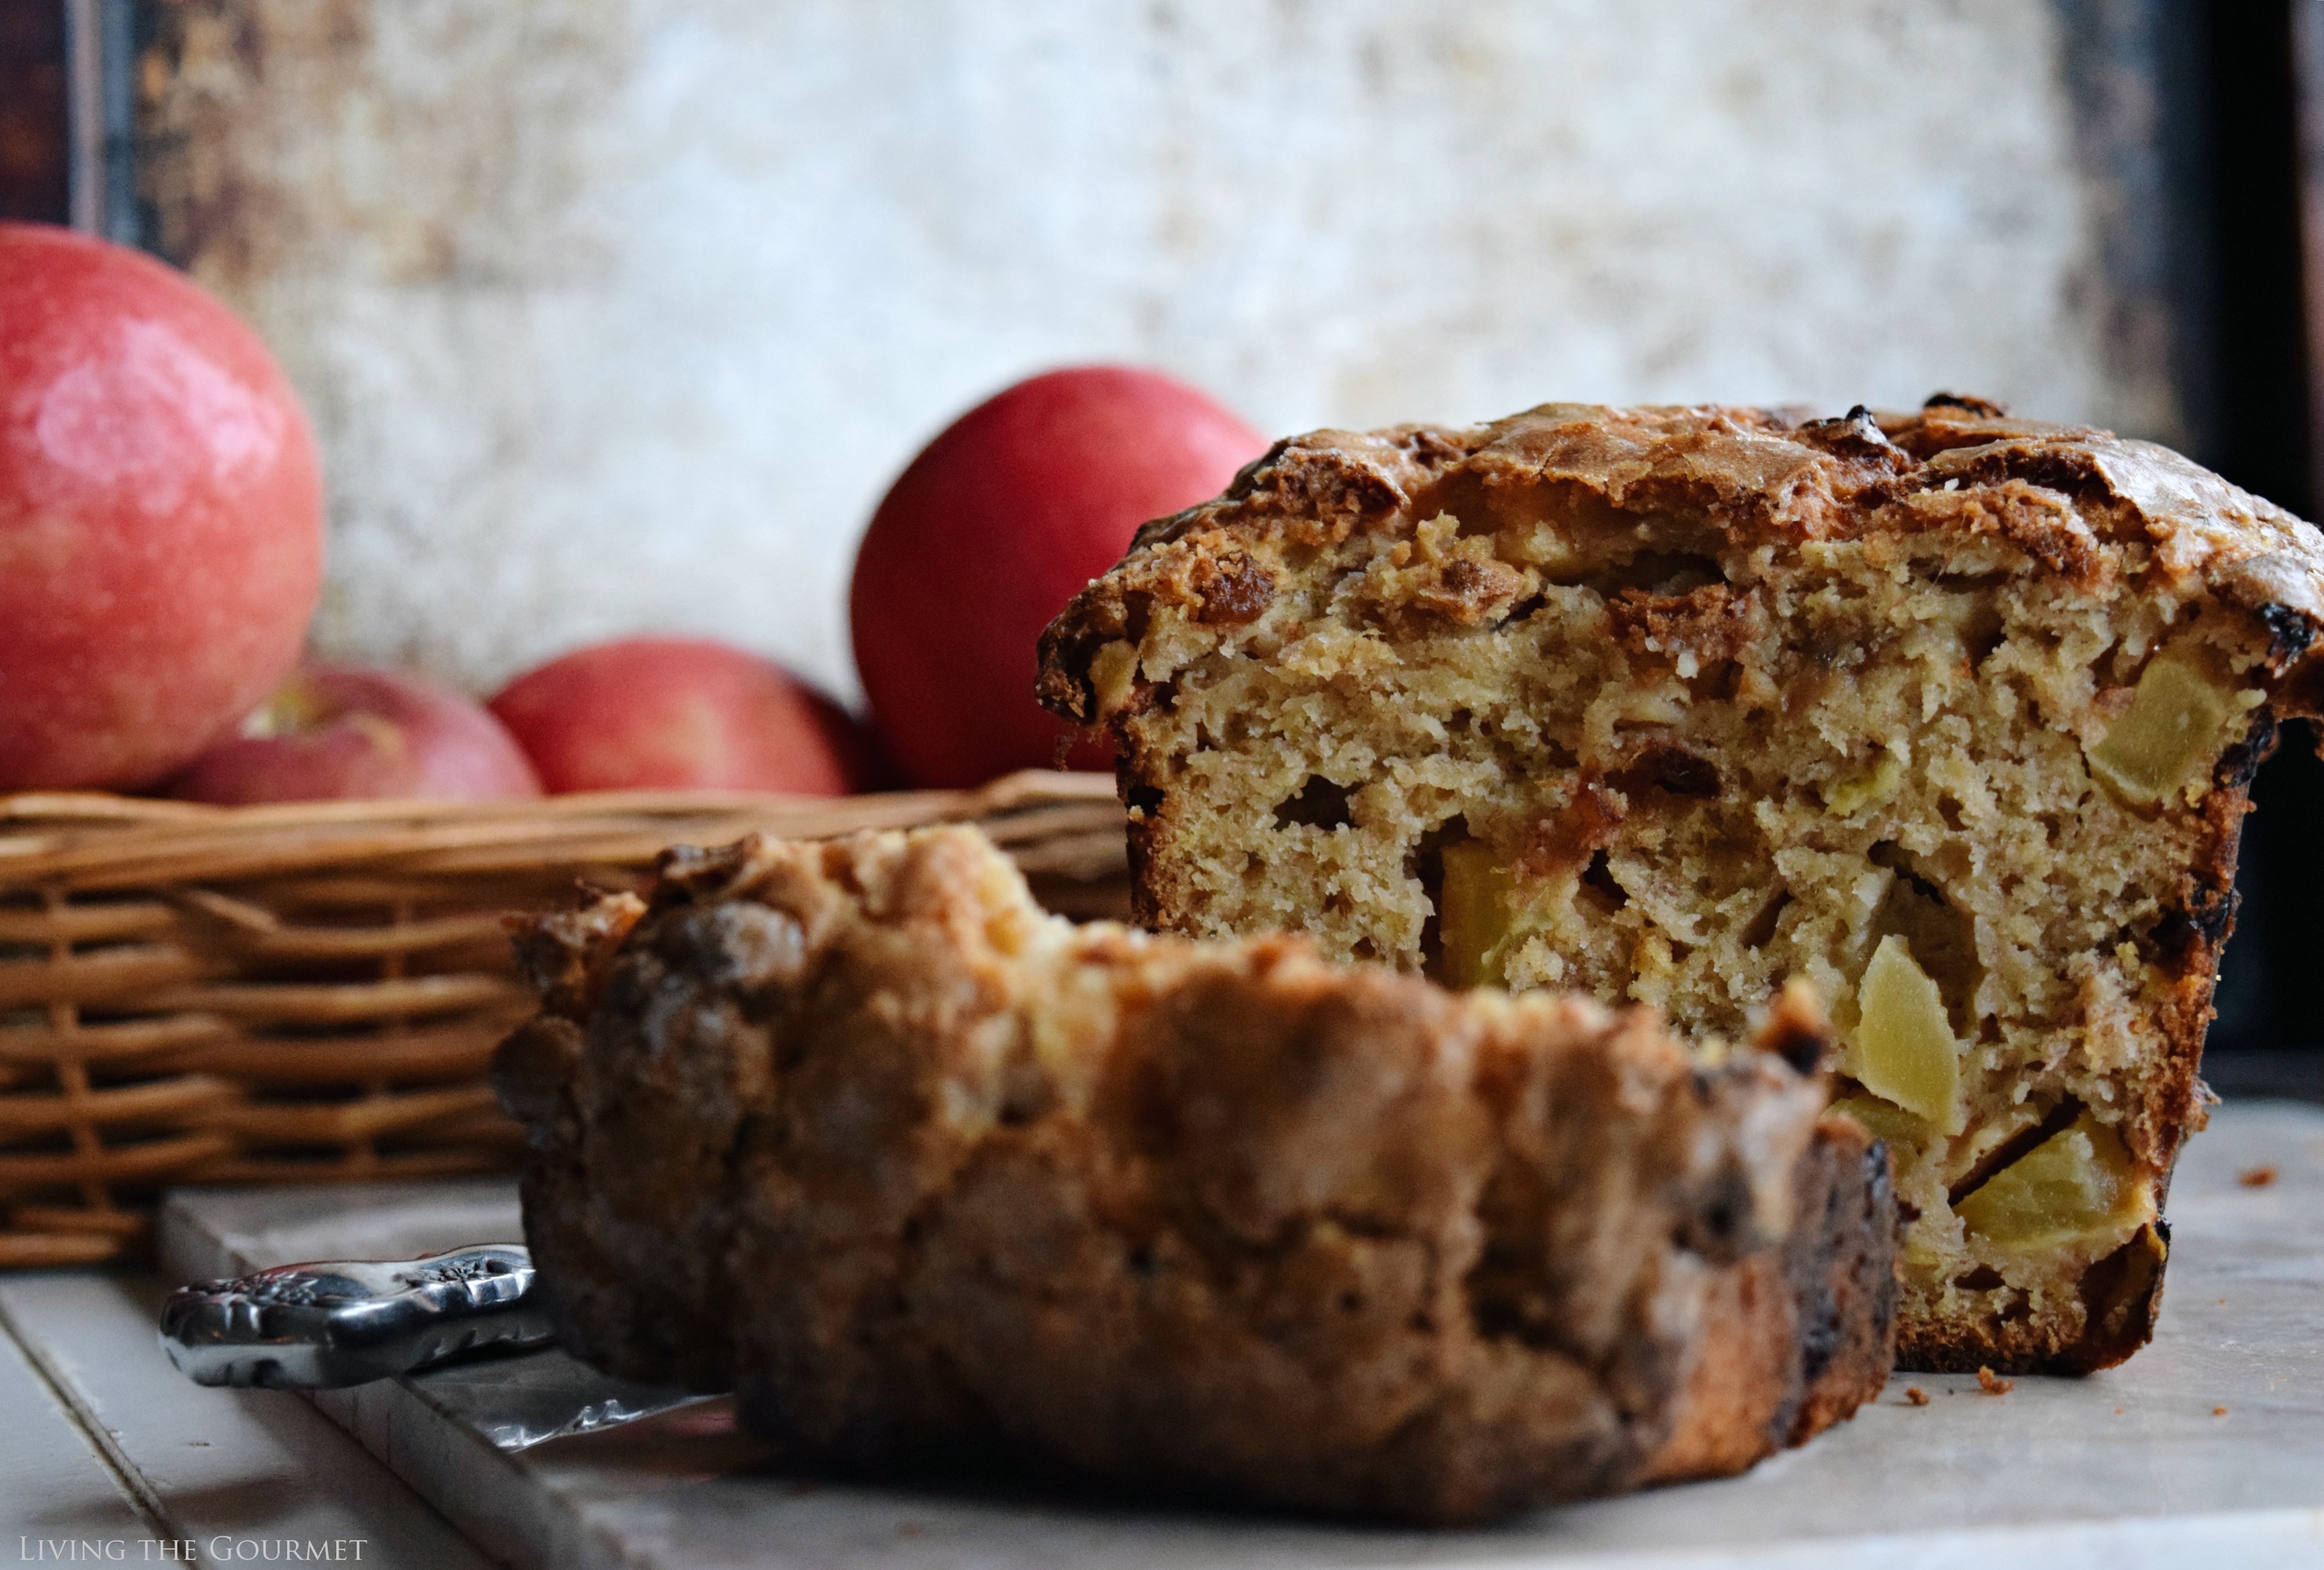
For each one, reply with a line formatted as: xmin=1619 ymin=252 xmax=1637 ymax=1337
xmin=1038 ymin=397 xmax=2324 ymax=1373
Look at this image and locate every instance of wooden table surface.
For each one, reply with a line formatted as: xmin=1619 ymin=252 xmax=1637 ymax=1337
xmin=6 ymin=1097 xmax=2323 ymax=1567
xmin=0 ymin=1264 xmax=491 ymax=1563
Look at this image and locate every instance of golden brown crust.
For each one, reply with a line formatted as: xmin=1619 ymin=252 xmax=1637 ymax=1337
xmin=1041 ymin=401 xmax=2324 ymax=726
xmin=1640 ymin=1110 xmax=1895 ymax=1482
xmin=1897 ymin=1221 xmax=2168 ymax=1375
xmin=501 ymin=825 xmax=1895 ymax=1523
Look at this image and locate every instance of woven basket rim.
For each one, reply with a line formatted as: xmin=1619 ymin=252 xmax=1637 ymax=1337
xmin=0 ymin=770 xmax=1119 ymax=889
xmin=0 ymin=768 xmax=1114 ymax=827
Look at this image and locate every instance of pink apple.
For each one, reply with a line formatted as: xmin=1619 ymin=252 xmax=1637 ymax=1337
xmin=487 ymin=637 xmax=871 ymax=795
xmin=0 ymin=222 xmax=324 ymax=790
xmin=849 ymin=366 xmax=1267 ymax=788
xmin=165 ymin=665 xmax=543 ymax=805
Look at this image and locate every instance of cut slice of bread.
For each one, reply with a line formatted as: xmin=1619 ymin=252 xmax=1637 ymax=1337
xmin=495 ymin=825 xmax=1894 ymax=1523
xmin=1038 ymin=397 xmax=2324 ymax=1373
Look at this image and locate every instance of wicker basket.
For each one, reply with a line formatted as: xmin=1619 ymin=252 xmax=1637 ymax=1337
xmin=0 ymin=772 xmax=1127 ymax=1267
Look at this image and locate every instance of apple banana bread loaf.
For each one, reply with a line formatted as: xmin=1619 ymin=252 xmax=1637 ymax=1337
xmin=493 ymin=825 xmax=1895 ymax=1524
xmin=1037 ymin=397 xmax=2324 ymax=1375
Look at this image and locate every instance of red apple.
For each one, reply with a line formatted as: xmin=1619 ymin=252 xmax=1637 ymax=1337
xmin=166 ymin=665 xmax=543 ymax=805
xmin=849 ymin=366 xmax=1267 ymax=788
xmin=487 ymin=637 xmax=869 ymax=795
xmin=0 ymin=222 xmax=324 ymax=790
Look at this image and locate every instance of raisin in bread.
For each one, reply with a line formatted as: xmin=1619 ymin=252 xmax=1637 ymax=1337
xmin=1037 ymin=397 xmax=2324 ymax=1374
xmin=493 ymin=825 xmax=1894 ymax=1524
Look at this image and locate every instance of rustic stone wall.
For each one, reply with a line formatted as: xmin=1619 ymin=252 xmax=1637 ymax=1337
xmin=137 ymin=0 xmax=2188 ymax=703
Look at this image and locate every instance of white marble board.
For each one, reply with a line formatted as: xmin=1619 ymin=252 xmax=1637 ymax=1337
xmin=157 ymin=1101 xmax=2324 ymax=1569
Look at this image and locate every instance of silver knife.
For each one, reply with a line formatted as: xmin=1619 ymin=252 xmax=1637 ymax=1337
xmin=158 ymin=1244 xmax=552 ymax=1390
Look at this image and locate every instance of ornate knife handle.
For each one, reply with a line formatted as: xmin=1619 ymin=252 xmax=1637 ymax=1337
xmin=159 ymin=1244 xmax=553 ymax=1390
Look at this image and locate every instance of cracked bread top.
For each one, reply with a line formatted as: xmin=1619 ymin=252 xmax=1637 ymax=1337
xmin=1039 ymin=399 xmax=2324 ymax=730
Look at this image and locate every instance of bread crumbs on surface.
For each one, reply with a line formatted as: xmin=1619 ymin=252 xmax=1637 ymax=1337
xmin=2238 ymin=1164 xmax=2279 ymax=1187
xmin=1905 ymin=1386 xmax=1931 ymax=1407
xmin=2213 ymin=1406 xmax=2229 ymax=1417
xmin=1977 ymin=1366 xmax=2016 ymax=1396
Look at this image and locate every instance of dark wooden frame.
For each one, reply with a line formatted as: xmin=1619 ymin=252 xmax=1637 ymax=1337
xmin=0 ymin=0 xmax=68 ymax=223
